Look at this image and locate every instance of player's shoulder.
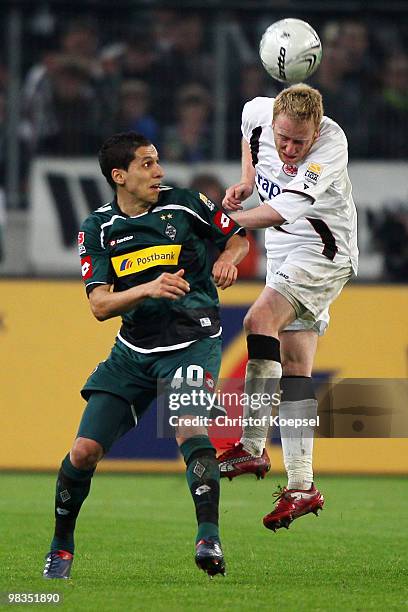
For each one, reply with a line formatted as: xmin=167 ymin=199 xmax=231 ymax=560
xmin=157 ymin=185 xmax=202 ymax=208
xmin=242 ymin=96 xmax=274 ymax=126
xmin=155 ymin=185 xmax=218 ymax=220
xmin=81 ymin=200 xmax=117 ymax=230
xmin=319 ymin=115 xmax=348 ymax=145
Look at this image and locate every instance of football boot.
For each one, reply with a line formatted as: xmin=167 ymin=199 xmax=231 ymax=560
xmin=195 ymin=539 xmax=225 ymax=577
xmin=218 ymin=442 xmax=270 ymax=480
xmin=263 ymin=483 xmax=324 ymax=531
xmin=43 ymin=550 xmax=73 ymax=579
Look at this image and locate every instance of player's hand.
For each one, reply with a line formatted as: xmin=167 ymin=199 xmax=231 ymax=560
xmin=212 ymin=260 xmax=238 ymax=290
xmin=147 ymin=269 xmax=190 ymax=300
xmin=222 ymin=182 xmax=253 ymax=211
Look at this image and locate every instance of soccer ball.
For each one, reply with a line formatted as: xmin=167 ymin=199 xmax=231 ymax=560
xmin=259 ymin=18 xmax=322 ymax=83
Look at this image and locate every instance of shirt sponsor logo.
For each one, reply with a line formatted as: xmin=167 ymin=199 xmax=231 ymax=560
xmin=199 ymin=192 xmax=215 ymax=211
xmin=81 ymin=256 xmax=93 ymax=280
xmin=77 ymin=231 xmax=85 ymax=245
xmin=282 ymin=164 xmax=298 ymax=176
xmin=255 ymin=171 xmax=282 ymax=199
xmin=111 ymin=245 xmax=182 ymax=277
xmin=304 ymin=162 xmax=322 ymax=185
xmin=109 ymin=235 xmax=134 ymax=247
xmin=214 ymin=210 xmax=233 ymax=234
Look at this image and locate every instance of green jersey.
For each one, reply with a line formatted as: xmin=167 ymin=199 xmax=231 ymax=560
xmin=78 ymin=186 xmax=243 ymax=353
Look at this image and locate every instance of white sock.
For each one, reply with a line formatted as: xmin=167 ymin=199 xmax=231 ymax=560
xmin=240 ymin=358 xmax=282 ymax=456
xmin=279 ymin=398 xmax=317 ymax=490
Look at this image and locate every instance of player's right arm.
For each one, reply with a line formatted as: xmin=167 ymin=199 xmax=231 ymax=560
xmin=79 ymin=214 xmax=189 ymax=322
xmin=222 ymin=138 xmax=255 ymax=211
xmin=89 ymin=269 xmax=190 ymax=322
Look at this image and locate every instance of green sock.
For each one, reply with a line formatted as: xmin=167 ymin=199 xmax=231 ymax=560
xmin=50 ymin=454 xmax=94 ymax=554
xmin=180 ymin=436 xmax=220 ymax=544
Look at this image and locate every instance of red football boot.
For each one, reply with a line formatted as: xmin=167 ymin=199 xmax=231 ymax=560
xmin=263 ymin=483 xmax=324 ymax=531
xmin=217 ymin=442 xmax=271 ymax=480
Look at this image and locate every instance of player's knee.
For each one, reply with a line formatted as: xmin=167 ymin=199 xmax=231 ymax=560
xmin=175 ymin=417 xmax=208 ymax=446
xmin=244 ymin=308 xmax=278 ymax=335
xmin=244 ymin=309 xmax=263 ymax=333
xmin=70 ymin=437 xmax=103 ymax=470
xmin=281 ymin=357 xmax=310 ymax=377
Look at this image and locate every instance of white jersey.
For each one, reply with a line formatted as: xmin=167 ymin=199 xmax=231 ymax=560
xmin=241 ymin=97 xmax=358 ymax=273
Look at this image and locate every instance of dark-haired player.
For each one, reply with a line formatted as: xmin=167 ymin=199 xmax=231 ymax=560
xmin=43 ymin=132 xmax=248 ymax=579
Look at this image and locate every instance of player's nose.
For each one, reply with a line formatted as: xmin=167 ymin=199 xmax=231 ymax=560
xmin=155 ymin=164 xmax=165 ymax=178
xmin=285 ymin=141 xmax=297 ymax=155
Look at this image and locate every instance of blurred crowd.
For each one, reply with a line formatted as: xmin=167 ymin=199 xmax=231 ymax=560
xmin=8 ymin=9 xmax=408 ymax=162
xmin=0 ymin=7 xmax=408 ymax=275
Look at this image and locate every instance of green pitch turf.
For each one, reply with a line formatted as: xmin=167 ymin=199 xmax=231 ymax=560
xmin=1 ymin=473 xmax=407 ymax=611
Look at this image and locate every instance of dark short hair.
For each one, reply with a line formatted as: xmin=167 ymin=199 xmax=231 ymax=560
xmin=98 ymin=131 xmax=152 ymax=190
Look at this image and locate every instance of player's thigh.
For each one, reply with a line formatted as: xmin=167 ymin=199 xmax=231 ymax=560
xmin=82 ymin=341 xmax=154 ymax=405
xmin=279 ymin=329 xmax=318 ymax=376
xmin=80 ymin=342 xmax=157 ymax=439
xmin=244 ymin=286 xmax=297 ymax=334
xmin=76 ymin=391 xmax=136 ymax=454
xmin=268 ymin=252 xmax=352 ymax=322
xmin=153 ymin=336 xmax=222 ymax=399
xmin=154 ymin=337 xmax=222 ymax=440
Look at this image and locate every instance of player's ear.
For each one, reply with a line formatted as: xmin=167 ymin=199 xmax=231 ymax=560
xmin=112 ymin=168 xmax=125 ymax=187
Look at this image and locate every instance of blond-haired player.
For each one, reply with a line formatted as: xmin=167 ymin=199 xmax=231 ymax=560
xmin=218 ymin=84 xmax=358 ymax=531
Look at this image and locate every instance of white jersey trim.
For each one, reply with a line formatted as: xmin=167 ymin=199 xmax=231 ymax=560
xmin=95 ymin=202 xmax=112 ymax=212
xmin=100 ymin=214 xmax=127 ymax=248
xmin=117 ymin=328 xmax=222 ymax=354
xmin=85 ymin=281 xmax=109 ymax=289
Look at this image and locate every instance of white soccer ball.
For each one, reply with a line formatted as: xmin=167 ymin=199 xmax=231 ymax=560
xmin=259 ymin=18 xmax=322 ymax=83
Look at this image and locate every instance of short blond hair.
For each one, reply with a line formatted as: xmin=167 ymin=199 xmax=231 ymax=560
xmin=273 ymin=83 xmax=323 ymax=130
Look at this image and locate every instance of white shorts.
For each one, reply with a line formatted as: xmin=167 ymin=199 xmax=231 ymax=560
xmin=266 ymin=247 xmax=353 ymax=336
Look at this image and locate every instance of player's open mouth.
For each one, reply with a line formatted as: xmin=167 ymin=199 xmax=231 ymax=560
xmin=150 ymin=184 xmax=161 ymax=191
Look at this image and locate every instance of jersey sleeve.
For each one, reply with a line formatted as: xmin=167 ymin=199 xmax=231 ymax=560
xmin=187 ymin=190 xmax=245 ymax=250
xmin=266 ymin=192 xmax=314 ymax=224
xmin=78 ymin=215 xmax=114 ymax=295
xmin=270 ymin=125 xmax=349 ymax=224
xmin=241 ymin=97 xmax=275 ymax=143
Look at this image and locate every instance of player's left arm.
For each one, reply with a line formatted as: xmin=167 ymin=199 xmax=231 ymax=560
xmin=229 ymin=204 xmax=287 ymax=229
xmin=212 ymin=233 xmax=249 ymax=289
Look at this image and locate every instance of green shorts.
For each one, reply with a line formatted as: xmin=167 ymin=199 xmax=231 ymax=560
xmin=81 ymin=335 xmax=222 ymax=420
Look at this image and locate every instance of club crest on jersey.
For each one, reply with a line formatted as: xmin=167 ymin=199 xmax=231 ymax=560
xmin=165 ymin=223 xmax=177 ymax=240
xmin=199 ymin=192 xmax=215 ymax=211
xmin=282 ymin=164 xmax=298 ymax=176
xmin=204 ymin=371 xmax=215 ymax=391
xmin=305 ymin=162 xmax=322 ymax=185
